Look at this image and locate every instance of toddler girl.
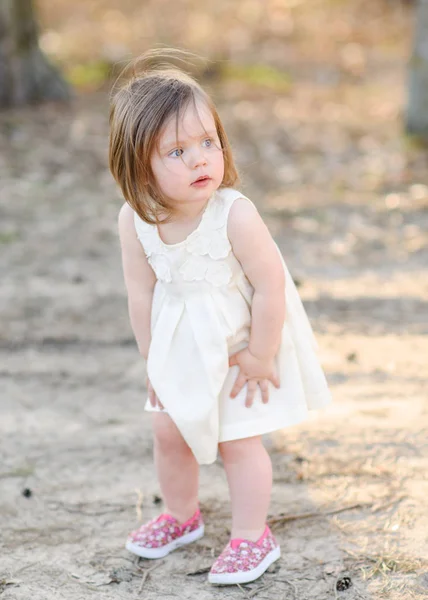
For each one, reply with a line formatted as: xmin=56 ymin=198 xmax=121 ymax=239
xmin=109 ymin=51 xmax=331 ymax=586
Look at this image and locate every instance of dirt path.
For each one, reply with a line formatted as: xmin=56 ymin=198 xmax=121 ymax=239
xmin=1 ymin=84 xmax=427 ymax=600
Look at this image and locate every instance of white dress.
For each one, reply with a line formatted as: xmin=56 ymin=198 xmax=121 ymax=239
xmin=134 ymin=187 xmax=331 ymax=465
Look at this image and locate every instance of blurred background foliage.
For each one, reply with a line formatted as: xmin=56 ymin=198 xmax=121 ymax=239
xmin=36 ymin=0 xmax=411 ymax=96
xmin=2 ymin=1 xmax=427 ymax=239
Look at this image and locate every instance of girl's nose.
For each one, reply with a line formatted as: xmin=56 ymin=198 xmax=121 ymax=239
xmin=192 ymin=150 xmax=208 ymax=168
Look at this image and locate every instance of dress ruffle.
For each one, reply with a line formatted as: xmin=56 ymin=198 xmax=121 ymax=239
xmin=134 ymin=190 xmax=232 ymax=286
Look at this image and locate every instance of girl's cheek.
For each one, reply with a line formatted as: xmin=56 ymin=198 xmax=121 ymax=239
xmin=168 ymin=164 xmax=186 ymax=177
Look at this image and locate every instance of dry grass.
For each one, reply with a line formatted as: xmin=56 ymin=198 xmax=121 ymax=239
xmin=355 ymin=553 xmax=426 ymax=580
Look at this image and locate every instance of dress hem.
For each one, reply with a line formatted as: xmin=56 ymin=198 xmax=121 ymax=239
xmin=218 ymin=408 xmax=310 ymax=443
xmin=144 ymin=399 xmax=331 ymax=443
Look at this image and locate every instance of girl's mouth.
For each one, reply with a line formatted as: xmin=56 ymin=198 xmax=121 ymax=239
xmin=191 ymin=176 xmax=211 ymax=187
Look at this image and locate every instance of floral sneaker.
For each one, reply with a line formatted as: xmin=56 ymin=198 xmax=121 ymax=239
xmin=208 ymin=525 xmax=280 ymax=585
xmin=125 ymin=508 xmax=204 ymax=559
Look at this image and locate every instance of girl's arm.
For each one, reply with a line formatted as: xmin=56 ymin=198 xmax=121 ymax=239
xmin=118 ymin=203 xmax=157 ymax=360
xmin=227 ymin=198 xmax=285 ymax=406
xmin=228 ymin=198 xmax=285 ymax=360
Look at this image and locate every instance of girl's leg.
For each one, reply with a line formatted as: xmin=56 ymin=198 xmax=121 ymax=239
xmin=219 ymin=436 xmax=272 ymax=542
xmin=152 ymin=412 xmax=199 ymax=523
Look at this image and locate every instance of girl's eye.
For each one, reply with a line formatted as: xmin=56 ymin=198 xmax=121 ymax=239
xmin=169 ymin=148 xmax=183 ymax=158
xmin=203 ymin=138 xmax=213 ymax=147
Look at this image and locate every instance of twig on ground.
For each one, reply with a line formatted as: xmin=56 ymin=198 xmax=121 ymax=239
xmin=268 ymin=502 xmax=370 ymax=527
xmin=248 ymin=581 xmax=275 ymax=597
xmin=186 ymin=566 xmax=211 ymax=576
xmin=68 ymin=573 xmax=104 ymax=592
xmin=370 ymin=495 xmax=406 ymax=514
xmin=277 ymin=578 xmax=297 ymax=599
xmin=48 ymin=500 xmax=128 ymax=516
xmin=237 ymin=583 xmax=250 ymax=598
xmin=138 ymin=561 xmax=163 ymax=593
xmin=342 ymin=548 xmax=359 ymax=559
xmin=135 ymin=488 xmax=144 ymax=521
xmin=11 ymin=562 xmax=42 ymax=577
xmin=333 ymin=578 xmax=339 ymax=600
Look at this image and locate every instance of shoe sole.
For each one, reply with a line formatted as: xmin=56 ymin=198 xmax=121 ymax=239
xmin=125 ymin=524 xmax=205 ymax=559
xmin=208 ymin=546 xmax=281 ymax=585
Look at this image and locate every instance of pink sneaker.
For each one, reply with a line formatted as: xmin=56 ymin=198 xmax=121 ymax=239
xmin=208 ymin=525 xmax=280 ymax=585
xmin=125 ymin=508 xmax=204 ymax=559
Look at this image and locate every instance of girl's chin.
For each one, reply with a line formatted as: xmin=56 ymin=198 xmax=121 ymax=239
xmin=165 ymin=182 xmax=219 ymax=204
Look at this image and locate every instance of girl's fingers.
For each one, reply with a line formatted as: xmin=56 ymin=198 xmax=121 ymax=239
xmin=148 ymin=379 xmax=164 ymax=410
xmin=147 ymin=380 xmax=157 ymax=408
xmin=245 ymin=380 xmax=257 ymax=408
xmin=270 ymin=371 xmax=280 ymax=388
xmin=230 ymin=372 xmax=247 ymax=398
xmin=228 ymin=353 xmax=238 ymax=367
xmin=260 ymin=380 xmax=269 ymax=404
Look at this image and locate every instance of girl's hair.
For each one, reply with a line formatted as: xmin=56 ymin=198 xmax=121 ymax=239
xmin=109 ymin=49 xmax=239 ymax=224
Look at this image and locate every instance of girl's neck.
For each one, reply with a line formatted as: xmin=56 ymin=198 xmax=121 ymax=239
xmin=171 ymin=195 xmax=212 ymax=224
xmin=156 ymin=192 xmax=214 ymax=245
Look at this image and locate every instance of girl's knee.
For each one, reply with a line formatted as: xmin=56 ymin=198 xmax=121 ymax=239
xmin=152 ymin=414 xmax=190 ymax=455
xmin=219 ymin=436 xmax=263 ymax=463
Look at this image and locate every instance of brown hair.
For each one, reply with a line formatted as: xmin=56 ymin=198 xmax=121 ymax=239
xmin=108 ymin=50 xmax=239 ymax=224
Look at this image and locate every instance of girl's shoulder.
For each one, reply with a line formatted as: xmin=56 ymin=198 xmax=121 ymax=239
xmin=215 ymin=187 xmax=257 ymax=220
xmin=199 ymin=188 xmax=256 ymax=238
xmin=118 ymin=201 xmax=137 ymax=237
xmin=216 ymin=186 xmax=251 ymax=205
xmin=216 ymin=187 xmax=259 ymax=223
xmin=222 ymin=189 xmax=271 ymax=251
xmin=118 ymin=201 xmax=133 ymax=221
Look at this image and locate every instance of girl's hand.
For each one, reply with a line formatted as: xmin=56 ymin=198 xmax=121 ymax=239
xmin=147 ymin=378 xmax=164 ymax=410
xmin=228 ymin=348 xmax=280 ymax=408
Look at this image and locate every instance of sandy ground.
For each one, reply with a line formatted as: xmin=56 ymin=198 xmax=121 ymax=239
xmin=0 ymin=79 xmax=427 ymax=600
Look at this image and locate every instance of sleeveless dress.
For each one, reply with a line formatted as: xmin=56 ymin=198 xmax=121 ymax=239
xmin=134 ymin=187 xmax=331 ymax=465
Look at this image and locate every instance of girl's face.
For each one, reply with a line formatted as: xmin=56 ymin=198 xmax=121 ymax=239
xmin=150 ymin=98 xmax=225 ymax=212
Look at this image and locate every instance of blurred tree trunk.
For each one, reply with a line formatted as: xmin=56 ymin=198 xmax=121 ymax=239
xmin=406 ymin=0 xmax=428 ymax=137
xmin=0 ymin=0 xmax=70 ymax=108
